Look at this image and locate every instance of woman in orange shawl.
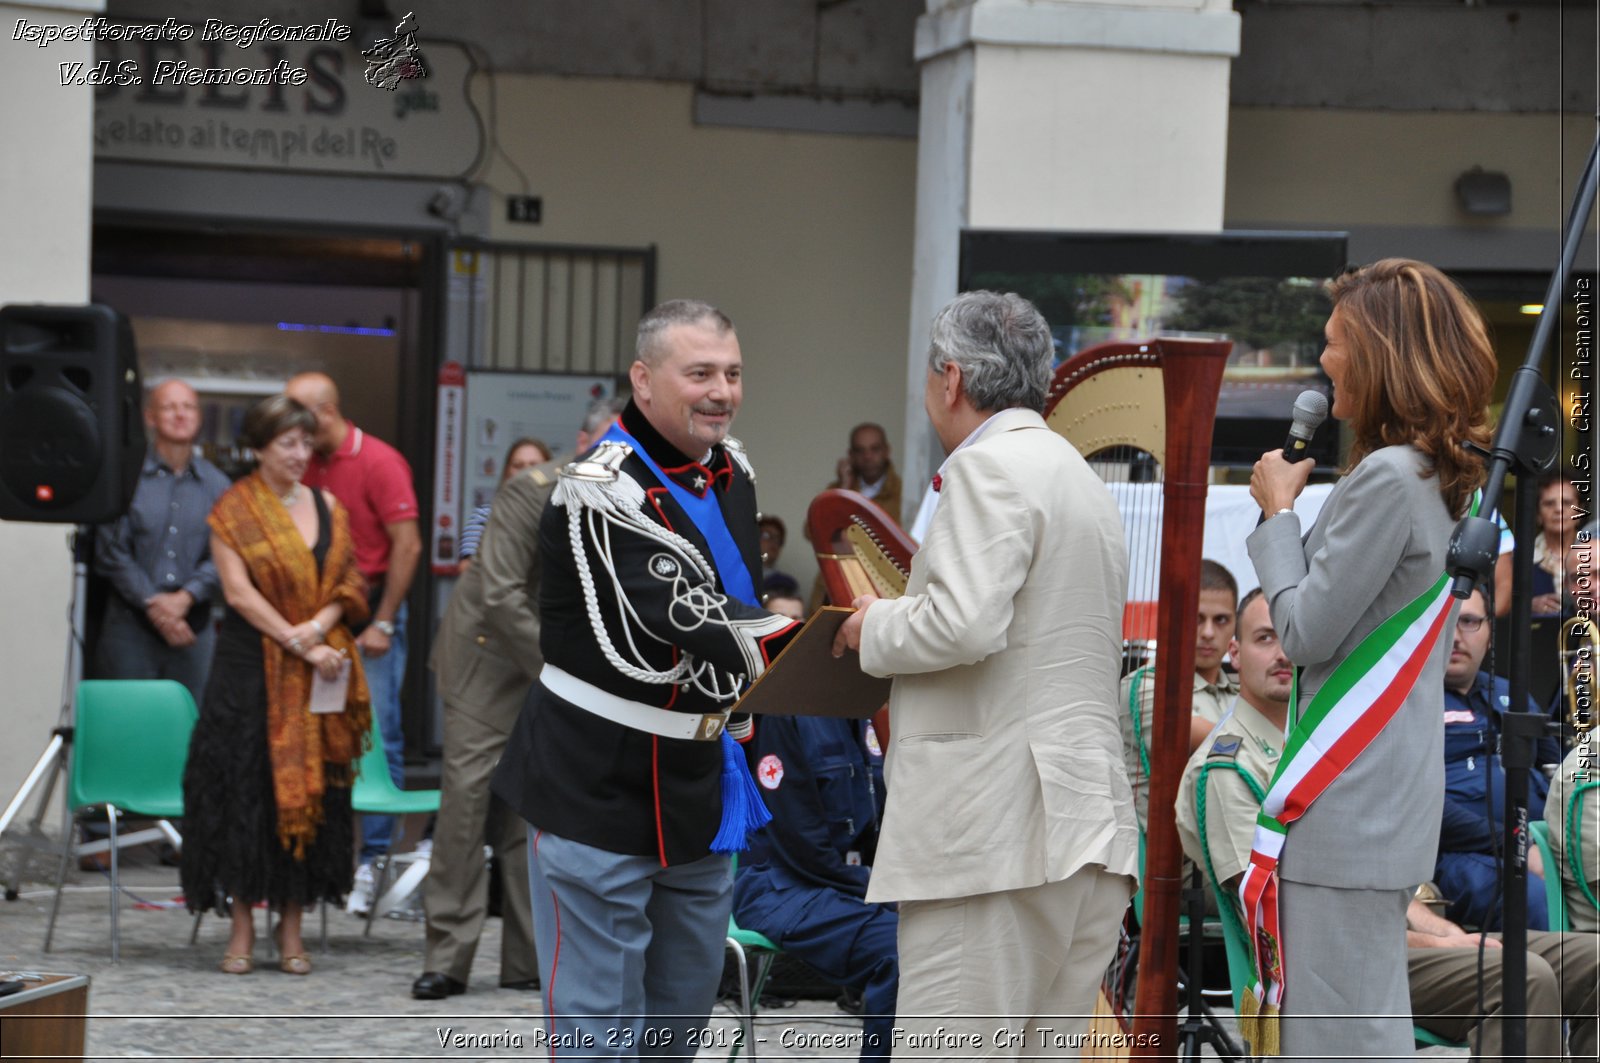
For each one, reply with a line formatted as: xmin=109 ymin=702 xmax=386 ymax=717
xmin=181 ymin=395 xmax=371 ymax=976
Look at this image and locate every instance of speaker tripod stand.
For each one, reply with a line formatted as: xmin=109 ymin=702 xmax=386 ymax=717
xmin=0 ymin=527 xmax=177 ymax=899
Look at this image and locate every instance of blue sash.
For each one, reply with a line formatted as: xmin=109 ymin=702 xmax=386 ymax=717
xmin=598 ymin=421 xmax=771 ymax=852
xmin=600 ymin=423 xmax=757 ymax=606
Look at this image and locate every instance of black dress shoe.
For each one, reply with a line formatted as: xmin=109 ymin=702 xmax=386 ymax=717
xmin=412 ymin=972 xmax=467 ymax=1000
xmin=499 ymin=977 xmax=541 ymax=991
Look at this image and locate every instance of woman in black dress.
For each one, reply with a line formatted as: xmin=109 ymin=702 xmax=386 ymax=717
xmin=182 ymin=396 xmax=371 ymax=975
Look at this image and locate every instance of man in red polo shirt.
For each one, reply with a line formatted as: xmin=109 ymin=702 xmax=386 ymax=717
xmin=287 ymin=372 xmax=423 ymax=914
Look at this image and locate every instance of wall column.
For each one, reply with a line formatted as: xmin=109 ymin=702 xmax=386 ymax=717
xmin=901 ymin=0 xmax=1241 ymax=498
xmin=0 ymin=0 xmax=102 ymax=805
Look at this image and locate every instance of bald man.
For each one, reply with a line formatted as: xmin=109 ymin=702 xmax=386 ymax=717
xmin=286 ymin=372 xmax=422 ymax=912
xmin=93 ymin=379 xmax=231 ymax=705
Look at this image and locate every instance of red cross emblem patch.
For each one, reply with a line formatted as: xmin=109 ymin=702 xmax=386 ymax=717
xmin=757 ymin=754 xmax=784 ymax=790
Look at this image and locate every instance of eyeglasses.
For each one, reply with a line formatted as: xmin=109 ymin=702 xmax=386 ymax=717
xmin=1456 ymin=615 xmax=1487 ymax=634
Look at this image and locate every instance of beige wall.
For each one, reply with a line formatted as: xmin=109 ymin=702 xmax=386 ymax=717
xmin=1226 ymin=108 xmax=1596 ymax=234
xmin=970 ymin=46 xmax=1232 ymax=232
xmin=0 ymin=0 xmax=99 ymax=807
xmin=476 ymin=74 xmax=920 ymax=587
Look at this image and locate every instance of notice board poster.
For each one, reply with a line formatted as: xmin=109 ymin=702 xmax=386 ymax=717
xmin=462 ymin=369 xmax=615 ymax=512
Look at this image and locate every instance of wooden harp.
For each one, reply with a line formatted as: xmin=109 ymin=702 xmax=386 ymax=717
xmin=807 ymin=489 xmax=916 ymax=605
xmin=1043 ymin=337 xmax=1231 ymax=1054
xmin=806 ymin=489 xmax=915 ymax=745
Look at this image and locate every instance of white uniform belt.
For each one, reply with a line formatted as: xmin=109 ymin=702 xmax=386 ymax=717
xmin=540 ymin=665 xmax=727 ymax=742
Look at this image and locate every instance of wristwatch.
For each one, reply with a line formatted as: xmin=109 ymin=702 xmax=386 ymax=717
xmin=374 ymin=620 xmax=396 ymax=636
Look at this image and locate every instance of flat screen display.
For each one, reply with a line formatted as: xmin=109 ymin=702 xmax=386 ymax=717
xmin=959 ymin=229 xmax=1349 ymax=467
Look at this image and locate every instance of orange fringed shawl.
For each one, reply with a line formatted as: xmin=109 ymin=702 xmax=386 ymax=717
xmin=209 ymin=475 xmax=372 ymax=859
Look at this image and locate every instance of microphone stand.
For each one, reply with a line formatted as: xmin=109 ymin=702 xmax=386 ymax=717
xmin=1446 ymin=127 xmax=1597 ymax=1062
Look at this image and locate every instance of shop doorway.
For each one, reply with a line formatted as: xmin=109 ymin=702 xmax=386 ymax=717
xmin=89 ymin=215 xmax=443 ymax=767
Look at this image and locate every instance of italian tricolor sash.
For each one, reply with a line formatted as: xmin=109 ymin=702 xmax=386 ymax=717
xmin=1236 ymin=538 xmax=1470 ymax=1054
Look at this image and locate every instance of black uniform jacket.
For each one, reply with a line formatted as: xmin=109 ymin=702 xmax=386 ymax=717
xmin=492 ymin=403 xmax=799 ymax=865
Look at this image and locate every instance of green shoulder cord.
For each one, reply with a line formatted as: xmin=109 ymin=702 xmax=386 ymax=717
xmin=1567 ymin=780 xmax=1600 ymax=912
xmin=1128 ymin=665 xmax=1153 ymax=778
xmin=1196 ymin=758 xmax=1269 ymax=979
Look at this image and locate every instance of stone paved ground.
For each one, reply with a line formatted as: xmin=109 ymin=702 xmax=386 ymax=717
xmin=1 ymin=842 xmax=1465 ymax=1061
xmin=0 ymin=844 xmax=877 ymax=1062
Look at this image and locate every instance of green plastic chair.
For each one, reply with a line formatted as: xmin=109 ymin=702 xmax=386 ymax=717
xmin=1528 ymin=820 xmax=1569 ymax=932
xmin=723 ymin=854 xmax=782 ymax=1061
xmin=44 ymin=679 xmax=197 ymax=962
xmin=352 ymin=712 xmax=439 ymax=935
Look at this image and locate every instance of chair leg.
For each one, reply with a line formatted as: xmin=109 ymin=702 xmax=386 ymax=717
xmin=364 ymin=850 xmax=393 ymax=937
xmin=726 ymin=939 xmax=753 ymax=1063
xmin=751 ymin=951 xmax=776 ymax=1005
xmin=320 ymin=900 xmax=329 ymax=953
xmin=42 ymin=805 xmax=75 ymax=953
xmin=107 ymin=805 xmax=121 ymax=963
xmin=190 ymin=909 xmax=205 ymax=946
xmin=746 ymin=952 xmax=777 ymax=1061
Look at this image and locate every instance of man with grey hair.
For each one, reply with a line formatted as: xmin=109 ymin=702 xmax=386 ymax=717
xmin=493 ymin=299 xmax=800 ymax=1057
xmin=834 ymin=291 xmax=1138 ymax=1055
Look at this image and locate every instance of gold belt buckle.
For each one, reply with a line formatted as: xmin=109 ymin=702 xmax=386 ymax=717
xmin=696 ymin=713 xmax=729 ymax=741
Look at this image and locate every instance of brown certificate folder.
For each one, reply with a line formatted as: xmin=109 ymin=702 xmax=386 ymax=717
xmin=735 ymin=606 xmax=890 ymax=718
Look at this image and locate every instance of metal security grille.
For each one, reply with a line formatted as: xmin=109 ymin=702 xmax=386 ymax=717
xmin=448 ymin=239 xmax=656 ymax=375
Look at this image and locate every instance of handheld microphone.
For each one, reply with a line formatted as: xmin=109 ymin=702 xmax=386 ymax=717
xmin=1282 ymin=390 xmax=1330 ymax=464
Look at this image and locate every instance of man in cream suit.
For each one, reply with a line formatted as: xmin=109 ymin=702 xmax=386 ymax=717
xmin=834 ymin=291 xmax=1139 ymax=1056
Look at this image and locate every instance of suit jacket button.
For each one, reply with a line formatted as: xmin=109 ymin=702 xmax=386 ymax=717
xmin=476 ymin=635 xmax=487 ymax=645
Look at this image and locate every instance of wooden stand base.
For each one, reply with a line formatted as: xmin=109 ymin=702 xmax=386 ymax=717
xmin=0 ymin=972 xmax=88 ymax=1062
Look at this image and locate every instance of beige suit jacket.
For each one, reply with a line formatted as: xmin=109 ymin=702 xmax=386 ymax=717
xmin=858 ymin=407 xmax=1140 ymax=903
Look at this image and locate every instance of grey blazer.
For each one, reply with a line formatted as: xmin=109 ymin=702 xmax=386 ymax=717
xmin=1247 ymin=445 xmax=1459 ymax=889
xmin=429 ymin=464 xmax=556 ymax=731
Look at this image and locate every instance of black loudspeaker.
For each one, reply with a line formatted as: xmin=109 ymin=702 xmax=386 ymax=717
xmin=0 ymin=304 xmax=146 ymax=524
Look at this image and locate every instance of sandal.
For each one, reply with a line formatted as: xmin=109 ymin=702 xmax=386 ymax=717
xmin=219 ymin=953 xmax=254 ymax=975
xmin=278 ymin=952 xmax=312 ymax=976
xmin=273 ymin=921 xmax=312 ymax=976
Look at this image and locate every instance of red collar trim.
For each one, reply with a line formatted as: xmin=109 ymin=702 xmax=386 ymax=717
xmin=657 ymin=451 xmax=732 ymax=498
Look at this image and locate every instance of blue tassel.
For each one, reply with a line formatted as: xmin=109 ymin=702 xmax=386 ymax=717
xmin=710 ymin=730 xmax=771 ymax=853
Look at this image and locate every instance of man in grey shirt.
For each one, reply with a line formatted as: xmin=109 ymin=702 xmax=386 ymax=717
xmin=92 ymin=379 xmax=231 ymax=706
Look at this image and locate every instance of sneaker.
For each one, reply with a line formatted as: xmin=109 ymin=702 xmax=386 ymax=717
xmin=347 ymin=862 xmax=376 ymax=916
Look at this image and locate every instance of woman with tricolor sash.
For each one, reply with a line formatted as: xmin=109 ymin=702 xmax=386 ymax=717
xmin=1242 ymin=259 xmax=1497 ymax=1059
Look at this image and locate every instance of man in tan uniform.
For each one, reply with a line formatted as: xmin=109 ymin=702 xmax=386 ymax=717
xmin=1548 ymin=537 xmax=1599 ymax=931
xmin=412 ymin=398 xmax=623 ymax=1000
xmin=1546 ymin=744 xmax=1599 ymax=932
xmin=1148 ymin=561 xmax=1248 ymax=921
xmin=1175 ymin=587 xmax=1285 ymax=891
xmin=1125 ymin=559 xmax=1241 ymax=832
xmin=1178 ymin=589 xmax=1598 ymax=1060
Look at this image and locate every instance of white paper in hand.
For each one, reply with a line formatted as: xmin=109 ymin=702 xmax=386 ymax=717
xmin=309 ymin=657 xmax=351 ymax=714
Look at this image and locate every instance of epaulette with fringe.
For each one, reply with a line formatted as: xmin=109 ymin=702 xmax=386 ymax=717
xmin=722 ymin=435 xmax=756 ymax=485
xmin=560 ymin=440 xmax=632 ymax=483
